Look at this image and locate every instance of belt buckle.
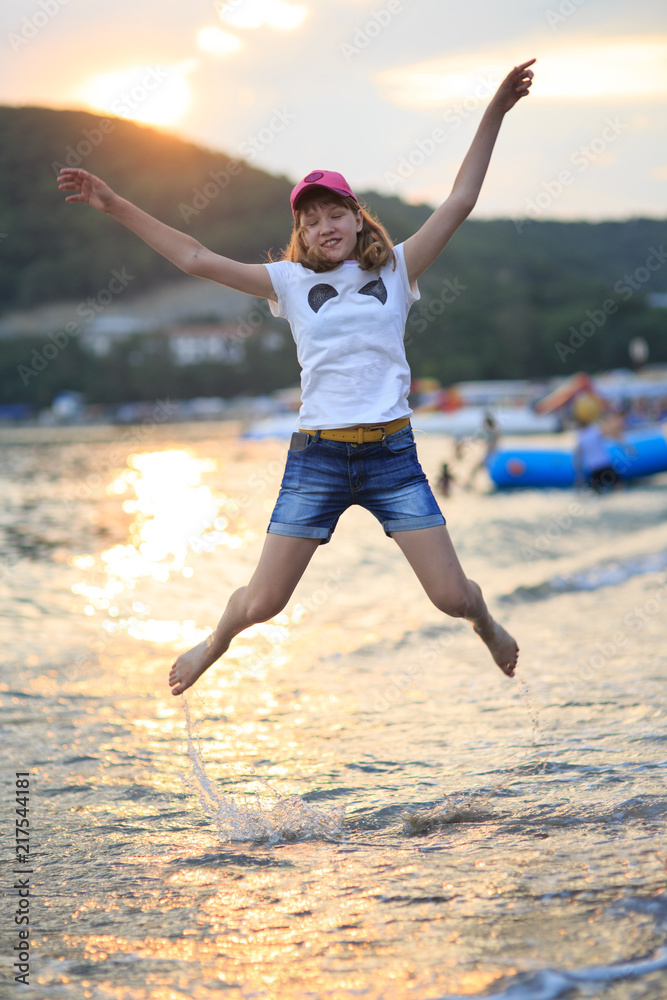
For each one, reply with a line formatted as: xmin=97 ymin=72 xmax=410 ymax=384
xmin=369 ymin=424 xmax=387 ymax=442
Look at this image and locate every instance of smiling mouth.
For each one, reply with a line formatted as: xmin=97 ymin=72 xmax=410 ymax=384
xmin=321 ymin=238 xmax=341 ymax=249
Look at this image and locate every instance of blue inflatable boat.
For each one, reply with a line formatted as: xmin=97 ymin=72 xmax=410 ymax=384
xmin=487 ymin=426 xmax=667 ymax=489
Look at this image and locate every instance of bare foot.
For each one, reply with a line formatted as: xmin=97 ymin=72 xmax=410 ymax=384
xmin=473 ymin=618 xmax=519 ymax=677
xmin=169 ymin=634 xmax=227 ymax=696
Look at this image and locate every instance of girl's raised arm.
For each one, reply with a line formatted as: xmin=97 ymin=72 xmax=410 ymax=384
xmin=403 ymin=59 xmax=535 ymax=285
xmin=57 ymin=168 xmax=275 ymax=300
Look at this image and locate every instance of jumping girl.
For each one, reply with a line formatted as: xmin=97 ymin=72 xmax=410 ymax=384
xmin=58 ymin=58 xmax=535 ymax=696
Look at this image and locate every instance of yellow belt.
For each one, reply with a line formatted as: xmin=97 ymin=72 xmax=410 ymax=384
xmin=300 ymin=416 xmax=410 ymax=444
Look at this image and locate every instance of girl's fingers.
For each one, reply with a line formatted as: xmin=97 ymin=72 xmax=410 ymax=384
xmin=515 ymin=75 xmax=534 ymax=92
xmin=58 ymin=168 xmax=89 ymax=185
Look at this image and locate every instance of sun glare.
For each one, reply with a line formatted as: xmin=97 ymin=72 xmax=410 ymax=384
xmin=376 ymin=38 xmax=667 ymax=108
xmin=80 ymin=63 xmax=194 ymax=127
xmin=216 ymin=0 xmax=306 ymax=31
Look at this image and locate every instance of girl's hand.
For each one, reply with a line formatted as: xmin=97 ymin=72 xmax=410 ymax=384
xmin=493 ymin=58 xmax=536 ymax=113
xmin=57 ymin=168 xmax=116 ymax=213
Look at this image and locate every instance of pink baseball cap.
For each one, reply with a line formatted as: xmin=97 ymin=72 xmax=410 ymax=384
xmin=290 ymin=170 xmax=358 ymax=215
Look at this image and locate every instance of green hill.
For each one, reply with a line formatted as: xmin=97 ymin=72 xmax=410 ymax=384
xmin=0 ymin=105 xmax=666 ymax=407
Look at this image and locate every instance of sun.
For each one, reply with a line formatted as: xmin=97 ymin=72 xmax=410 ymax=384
xmin=79 ymin=63 xmax=193 ymax=128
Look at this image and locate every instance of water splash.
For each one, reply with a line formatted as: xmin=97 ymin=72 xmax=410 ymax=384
xmin=402 ymin=793 xmax=493 ymax=835
xmin=182 ymin=696 xmax=346 ymax=844
xmin=405 ymin=676 xmax=553 ymax=838
xmin=515 ymin=676 xmax=554 ymax=775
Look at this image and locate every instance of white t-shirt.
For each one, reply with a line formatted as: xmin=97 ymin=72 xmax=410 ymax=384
xmin=264 ymin=243 xmax=419 ymax=429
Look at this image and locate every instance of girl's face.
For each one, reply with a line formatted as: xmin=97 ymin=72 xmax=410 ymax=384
xmin=299 ymin=199 xmax=363 ymax=263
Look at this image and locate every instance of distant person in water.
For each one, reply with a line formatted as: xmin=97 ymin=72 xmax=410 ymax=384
xmin=466 ymin=412 xmax=501 ymax=490
xmin=58 ymin=59 xmax=535 ymax=695
xmin=575 ymin=410 xmax=626 ymax=493
xmin=437 ymin=462 xmax=455 ymax=497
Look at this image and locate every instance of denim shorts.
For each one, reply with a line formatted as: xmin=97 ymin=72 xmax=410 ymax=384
xmin=267 ymin=424 xmax=446 ymax=544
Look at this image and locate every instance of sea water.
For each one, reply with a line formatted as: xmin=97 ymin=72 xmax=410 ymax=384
xmin=1 ymin=421 xmax=666 ymax=1000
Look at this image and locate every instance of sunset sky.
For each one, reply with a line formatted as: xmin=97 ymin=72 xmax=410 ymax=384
xmin=1 ymin=0 xmax=666 ymax=221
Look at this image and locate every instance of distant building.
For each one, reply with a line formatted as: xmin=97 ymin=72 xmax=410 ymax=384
xmin=80 ymin=317 xmax=285 ymax=366
xmin=81 ymin=315 xmax=155 ymax=354
xmin=165 ymin=324 xmax=245 ymax=366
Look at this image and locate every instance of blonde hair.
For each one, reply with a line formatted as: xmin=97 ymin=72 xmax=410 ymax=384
xmin=276 ymin=191 xmax=396 ymax=273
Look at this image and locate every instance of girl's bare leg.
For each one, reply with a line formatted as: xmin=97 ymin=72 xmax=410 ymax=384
xmin=391 ymin=525 xmax=518 ymax=676
xmin=169 ymin=534 xmax=320 ymax=695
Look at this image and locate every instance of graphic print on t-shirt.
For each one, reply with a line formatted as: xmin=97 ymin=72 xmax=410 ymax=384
xmin=308 ymin=283 xmax=339 ymax=313
xmin=358 ymin=277 xmax=387 ymax=304
xmin=307 ymin=276 xmax=387 ymax=313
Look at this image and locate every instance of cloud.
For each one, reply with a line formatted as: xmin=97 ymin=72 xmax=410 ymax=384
xmin=375 ymin=37 xmax=667 ymax=109
xmin=537 ymin=38 xmax=667 ymax=99
xmin=216 ymin=0 xmax=307 ymax=32
xmin=376 ymin=55 xmax=506 ymax=109
xmin=197 ymin=28 xmax=243 ymax=57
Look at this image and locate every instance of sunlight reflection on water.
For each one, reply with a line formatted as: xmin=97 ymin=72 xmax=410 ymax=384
xmin=70 ymin=449 xmax=254 ymax=645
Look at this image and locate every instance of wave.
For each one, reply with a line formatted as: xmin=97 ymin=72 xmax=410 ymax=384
xmin=435 ymin=895 xmax=667 ymax=998
xmin=501 ymin=549 xmax=667 ymax=604
xmin=435 ymin=944 xmax=667 ymax=1000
